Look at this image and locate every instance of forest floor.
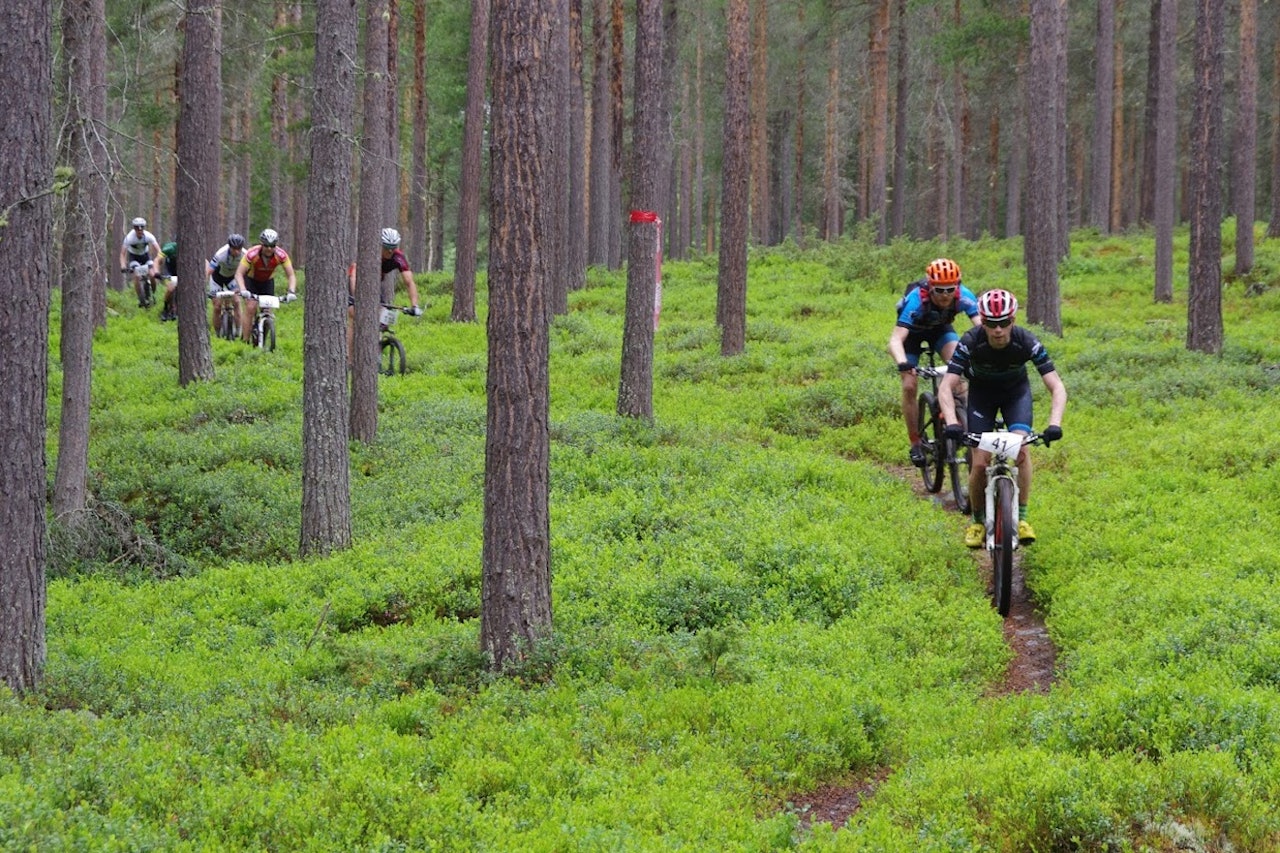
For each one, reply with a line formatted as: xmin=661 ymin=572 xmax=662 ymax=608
xmin=785 ymin=462 xmax=1057 ymax=831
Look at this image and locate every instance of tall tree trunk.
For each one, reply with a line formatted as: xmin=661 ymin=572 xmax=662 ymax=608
xmin=951 ymin=0 xmax=969 ymax=239
xmin=1140 ymin=0 xmax=1160 ymax=225
xmin=270 ymin=1 xmax=289 ymax=229
xmin=1109 ymin=1 xmax=1125 ymax=232
xmin=821 ymin=34 xmax=841 ymax=242
xmin=290 ymin=0 xmax=307 ymax=266
xmin=618 ymin=0 xmax=664 ymax=419
xmin=1186 ymin=0 xmax=1223 ymax=354
xmin=1153 ymin=0 xmax=1176 ymax=302
xmin=0 ymin=0 xmax=52 ymax=694
xmin=718 ymin=0 xmax=750 ymax=355
xmin=587 ymin=0 xmax=612 ymax=266
xmin=299 ymin=0 xmax=357 ymax=557
xmin=385 ymin=0 xmax=402 ymax=225
xmin=408 ymin=0 xmax=429 ymax=273
xmin=54 ymin=0 xmax=108 ymax=518
xmin=1090 ymin=0 xmax=1115 ymax=231
xmin=749 ymin=0 xmax=768 ymax=245
xmin=566 ymin=0 xmax=587 ymax=289
xmin=483 ymin=0 xmax=554 ymax=669
xmin=546 ymin=0 xmax=570 ymax=318
xmin=452 ymin=0 xmax=489 ymax=323
xmin=1270 ymin=33 xmax=1280 ymax=239
xmin=175 ymin=0 xmax=219 ymax=386
xmin=693 ymin=22 xmax=705 ymax=252
xmin=1025 ymin=0 xmax=1063 ymax=334
xmin=868 ymin=0 xmax=890 ymax=243
xmin=351 ymin=0 xmax=391 ymax=444
xmin=890 ymin=0 xmax=907 ymax=238
xmin=608 ymin=0 xmax=625 ymax=268
xmin=1231 ymin=0 xmax=1257 ymax=275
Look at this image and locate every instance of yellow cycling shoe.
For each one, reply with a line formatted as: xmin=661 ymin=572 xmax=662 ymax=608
xmin=964 ymin=522 xmax=985 ymax=549
xmin=1017 ymin=519 xmax=1037 ymax=544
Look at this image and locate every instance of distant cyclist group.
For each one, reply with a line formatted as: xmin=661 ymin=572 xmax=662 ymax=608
xmin=119 ymin=219 xmax=422 ymax=347
xmin=889 ymin=257 xmax=1067 ymax=549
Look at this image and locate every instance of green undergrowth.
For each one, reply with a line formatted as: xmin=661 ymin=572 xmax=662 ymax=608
xmin=11 ymin=225 xmax=1280 ymax=849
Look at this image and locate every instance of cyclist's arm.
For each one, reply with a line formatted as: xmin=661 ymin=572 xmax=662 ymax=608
xmin=1041 ymin=369 xmax=1067 ymax=430
xmin=234 ymin=257 xmax=251 ymax=294
xmin=401 ymin=268 xmax=420 ymax=310
xmin=282 ymin=257 xmax=297 ymax=296
xmin=887 ymin=325 xmax=910 ymax=367
xmin=938 ymin=372 xmax=962 ymax=426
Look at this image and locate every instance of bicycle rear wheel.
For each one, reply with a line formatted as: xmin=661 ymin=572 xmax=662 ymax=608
xmin=381 ymin=335 xmax=406 ymax=376
xmin=947 ymin=441 xmax=970 ymax=514
xmin=917 ymin=392 xmax=944 ymax=493
xmin=991 ymin=477 xmax=1015 ymax=617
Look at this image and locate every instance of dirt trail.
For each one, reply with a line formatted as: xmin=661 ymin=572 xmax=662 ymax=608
xmin=786 ymin=464 xmax=1057 ymax=830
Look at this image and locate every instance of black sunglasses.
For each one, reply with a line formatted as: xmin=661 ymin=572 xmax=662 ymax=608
xmin=982 ymin=317 xmax=1013 ymax=328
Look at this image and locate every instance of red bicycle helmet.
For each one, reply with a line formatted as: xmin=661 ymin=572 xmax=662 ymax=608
xmin=925 ymin=258 xmax=961 ymax=285
xmin=978 ymin=289 xmax=1018 ymax=321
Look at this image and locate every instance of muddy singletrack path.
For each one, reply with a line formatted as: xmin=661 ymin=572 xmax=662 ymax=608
xmin=787 ymin=464 xmax=1057 ymax=830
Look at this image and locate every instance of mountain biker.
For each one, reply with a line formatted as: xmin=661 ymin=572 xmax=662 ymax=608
xmin=207 ymin=233 xmax=247 ymax=335
xmin=235 ymin=228 xmax=297 ymax=344
xmin=119 ymin=217 xmax=162 ymax=308
xmin=345 ymin=227 xmax=423 ymax=357
xmin=888 ymin=257 xmax=980 ymax=467
xmin=938 ymin=289 xmax=1066 ymax=548
xmin=156 ymin=239 xmax=178 ymax=321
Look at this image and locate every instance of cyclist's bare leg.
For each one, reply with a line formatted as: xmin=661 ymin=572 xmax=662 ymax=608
xmin=240 ymin=299 xmax=257 ymax=343
xmin=900 ymin=372 xmax=920 ymax=441
xmin=1017 ymin=445 xmax=1032 ymax=512
xmin=968 ymin=449 xmax=990 ymax=517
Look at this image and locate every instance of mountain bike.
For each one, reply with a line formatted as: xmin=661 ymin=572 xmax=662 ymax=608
xmin=914 ymin=344 xmax=970 ymax=513
xmin=212 ymin=289 xmax=239 ymax=340
xmin=248 ymin=292 xmax=296 ymax=352
xmin=960 ymin=429 xmax=1045 ymax=617
xmin=379 ymin=304 xmax=411 ymax=376
xmin=126 ymin=261 xmax=157 ymax=308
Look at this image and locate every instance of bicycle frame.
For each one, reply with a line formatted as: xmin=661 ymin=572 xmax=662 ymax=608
xmin=972 ymin=431 xmax=1032 ymax=549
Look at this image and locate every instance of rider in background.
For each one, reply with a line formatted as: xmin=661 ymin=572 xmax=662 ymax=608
xmin=939 ymin=289 xmax=1066 ymax=548
xmin=207 ymin=233 xmax=246 ymax=335
xmin=345 ymin=227 xmax=423 ymax=356
xmin=888 ymin=257 xmax=979 ymax=467
xmin=235 ymin=228 xmax=297 ymax=344
xmin=156 ymin=239 xmax=178 ymax=321
xmin=119 ymin=217 xmax=161 ymax=308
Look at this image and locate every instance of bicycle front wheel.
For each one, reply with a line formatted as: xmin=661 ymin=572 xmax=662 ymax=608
xmin=947 ymin=440 xmax=970 ymax=514
xmin=261 ymin=316 xmax=276 ymax=352
xmin=917 ymin=392 xmax=944 ymax=493
xmin=381 ymin=335 xmax=406 ymax=376
xmin=218 ymin=307 xmax=236 ymax=340
xmin=991 ymin=477 xmax=1015 ymax=617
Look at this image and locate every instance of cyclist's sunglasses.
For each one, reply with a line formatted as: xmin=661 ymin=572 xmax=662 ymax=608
xmin=983 ymin=317 xmax=1013 ymax=328
xmin=929 ymin=285 xmax=958 ymax=294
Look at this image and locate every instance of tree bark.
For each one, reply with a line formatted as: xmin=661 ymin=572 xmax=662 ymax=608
xmin=1109 ymin=1 xmax=1125 ymax=232
xmin=452 ymin=0 xmax=488 ymax=323
xmin=566 ymin=0 xmax=587 ymax=289
xmin=1025 ymin=0 xmax=1063 ymax=334
xmin=54 ymin=0 xmax=108 ymax=518
xmin=868 ymin=0 xmax=890 ymax=244
xmin=820 ymin=34 xmax=841 ymax=242
xmin=618 ymin=0 xmax=664 ymax=419
xmin=300 ymin=0 xmax=356 ymax=556
xmin=351 ymin=0 xmax=391 ymax=443
xmin=608 ymin=0 xmax=625 ymax=268
xmin=749 ymin=0 xmax=768 ymax=245
xmin=1152 ymin=0 xmax=1176 ymax=303
xmin=546 ymin=0 xmax=571 ymax=318
xmin=1089 ymin=0 xmax=1115 ymax=232
xmin=587 ymin=0 xmax=612 ymax=266
xmin=1270 ymin=33 xmax=1280 ymax=239
xmin=1231 ymin=0 xmax=1257 ymax=274
xmin=0 ymin=0 xmax=52 ymax=694
xmin=1186 ymin=0 xmax=1223 ymax=354
xmin=175 ymin=0 xmax=219 ymax=386
xmin=483 ymin=0 xmax=554 ymax=669
xmin=718 ymin=0 xmax=750 ymax=355
xmin=890 ymin=0 xmax=907 ymax=238
xmin=408 ymin=0 xmax=429 ymax=273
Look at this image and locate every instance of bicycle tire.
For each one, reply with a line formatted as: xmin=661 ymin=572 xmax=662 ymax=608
xmin=947 ymin=441 xmax=970 ymax=514
xmin=992 ymin=477 xmax=1015 ymax=617
xmin=144 ymin=277 xmax=155 ymax=307
xmin=917 ymin=392 xmax=944 ymax=493
xmin=380 ymin=335 xmax=407 ymax=376
xmin=218 ymin=307 xmax=235 ymax=340
xmin=262 ymin=316 xmax=276 ymax=352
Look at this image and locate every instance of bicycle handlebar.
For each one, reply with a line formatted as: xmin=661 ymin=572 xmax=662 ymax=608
xmin=959 ymin=431 xmax=1045 ymax=449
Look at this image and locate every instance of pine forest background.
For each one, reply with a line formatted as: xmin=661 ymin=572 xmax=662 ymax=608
xmin=90 ymin=0 xmax=1280 ymax=274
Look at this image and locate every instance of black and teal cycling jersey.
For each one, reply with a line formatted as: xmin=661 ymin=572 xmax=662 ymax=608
xmin=947 ymin=325 xmax=1056 ymax=389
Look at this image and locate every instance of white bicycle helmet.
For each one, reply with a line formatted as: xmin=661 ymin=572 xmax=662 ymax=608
xmin=259 ymin=228 xmax=279 ymax=247
xmin=380 ymin=227 xmax=401 ymax=248
xmin=131 ymin=217 xmax=147 ymax=228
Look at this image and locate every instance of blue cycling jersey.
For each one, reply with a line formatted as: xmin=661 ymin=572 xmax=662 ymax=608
xmin=895 ymin=281 xmax=980 ymax=333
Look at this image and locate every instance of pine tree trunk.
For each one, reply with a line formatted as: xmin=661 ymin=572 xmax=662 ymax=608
xmin=1025 ymin=0 xmax=1063 ymax=334
xmin=618 ymin=0 xmax=664 ymax=419
xmin=1152 ymin=0 xmax=1176 ymax=303
xmin=588 ymin=0 xmax=611 ymax=266
xmin=1090 ymin=0 xmax=1115 ymax=231
xmin=718 ymin=0 xmax=750 ymax=355
xmin=749 ymin=0 xmax=768 ymax=245
xmin=1186 ymin=0 xmax=1224 ymax=354
xmin=566 ymin=0 xmax=587 ymax=288
xmin=351 ymin=0 xmax=390 ymax=444
xmin=1231 ymin=0 xmax=1256 ymax=274
xmin=299 ymin=0 xmax=356 ymax=556
xmin=408 ymin=0 xmax=429 ymax=273
xmin=868 ymin=0 xmax=890 ymax=243
xmin=452 ymin=0 xmax=489 ymax=323
xmin=175 ymin=0 xmax=219 ymax=386
xmin=0 ymin=0 xmax=52 ymax=693
xmin=482 ymin=0 xmax=553 ymax=669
